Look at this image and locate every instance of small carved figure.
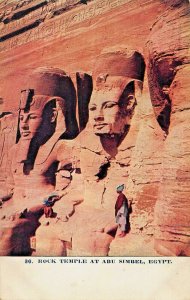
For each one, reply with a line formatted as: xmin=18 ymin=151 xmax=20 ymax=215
xmin=0 ymin=112 xmax=18 ymax=197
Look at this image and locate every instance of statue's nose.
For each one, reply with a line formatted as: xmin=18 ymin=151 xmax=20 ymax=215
xmin=94 ymin=111 xmax=104 ymax=122
xmin=21 ymin=122 xmax=29 ymax=129
xmin=20 ymin=115 xmax=29 ymax=125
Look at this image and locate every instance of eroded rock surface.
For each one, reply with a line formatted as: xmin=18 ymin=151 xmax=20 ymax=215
xmin=0 ymin=0 xmax=189 ymax=256
xmin=147 ymin=1 xmax=190 ymax=255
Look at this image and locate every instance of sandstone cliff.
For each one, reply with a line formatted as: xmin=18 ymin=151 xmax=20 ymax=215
xmin=0 ymin=0 xmax=189 ymax=256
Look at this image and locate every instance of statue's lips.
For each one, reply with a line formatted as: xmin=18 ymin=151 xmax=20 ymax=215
xmin=21 ymin=131 xmax=31 ymax=137
xmin=94 ymin=123 xmax=108 ymax=129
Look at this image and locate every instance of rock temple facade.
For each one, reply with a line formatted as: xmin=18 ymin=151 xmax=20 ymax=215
xmin=0 ymin=0 xmax=189 ymax=256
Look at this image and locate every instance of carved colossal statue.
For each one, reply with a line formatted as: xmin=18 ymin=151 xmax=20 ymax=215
xmin=5 ymin=67 xmax=78 ymax=204
xmin=66 ymin=47 xmax=146 ymax=256
xmin=147 ymin=1 xmax=190 ymax=255
xmin=0 ymin=67 xmax=79 ymax=255
xmin=83 ymin=47 xmax=145 ymax=200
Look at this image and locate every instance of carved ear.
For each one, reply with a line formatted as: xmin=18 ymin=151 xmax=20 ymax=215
xmin=126 ymin=94 xmax=136 ymax=111
xmin=119 ymin=81 xmax=135 ymax=108
xmin=45 ymin=97 xmax=58 ymax=123
xmin=51 ymin=108 xmax=58 ymax=123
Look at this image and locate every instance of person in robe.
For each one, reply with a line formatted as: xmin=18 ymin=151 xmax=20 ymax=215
xmin=115 ymin=184 xmax=129 ymax=237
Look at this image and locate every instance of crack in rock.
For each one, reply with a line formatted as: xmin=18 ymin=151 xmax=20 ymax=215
xmin=81 ymin=146 xmax=102 ymax=155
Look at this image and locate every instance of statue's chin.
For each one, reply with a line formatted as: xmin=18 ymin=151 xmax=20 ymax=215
xmin=21 ymin=137 xmax=33 ymax=141
xmin=95 ymin=132 xmax=108 ymax=136
xmin=94 ymin=133 xmax=120 ymax=139
xmin=94 ymin=130 xmax=123 ymax=136
xmin=20 ymin=133 xmax=33 ymax=141
xmin=93 ymin=124 xmax=126 ymax=136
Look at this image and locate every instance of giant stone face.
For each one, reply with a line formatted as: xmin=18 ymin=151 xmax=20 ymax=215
xmin=89 ymin=76 xmax=136 ymax=136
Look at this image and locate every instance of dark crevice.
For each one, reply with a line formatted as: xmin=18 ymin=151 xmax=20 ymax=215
xmin=50 ymin=4 xmax=77 ymax=17
xmin=116 ymin=162 xmax=130 ymax=168
xmin=3 ymin=1 xmax=47 ymax=24
xmin=81 ymin=146 xmax=102 ymax=155
xmin=156 ymin=102 xmax=171 ymax=134
xmin=156 ymin=59 xmax=181 ymax=87
xmin=95 ymin=161 xmax=110 ymax=180
xmin=157 ymin=238 xmax=189 ymax=244
xmin=0 ymin=19 xmax=44 ymax=42
xmin=101 ymin=186 xmax=106 ymax=205
xmin=76 ymin=72 xmax=93 ymax=132
xmin=147 ymin=55 xmax=174 ymax=134
xmin=80 ymin=0 xmax=88 ymax=4
xmin=107 ymin=227 xmax=117 ymax=238
xmin=173 ymin=107 xmax=190 ymax=113
xmin=0 ymin=112 xmax=12 ymax=118
xmin=161 ymin=0 xmax=188 ymax=8
xmin=178 ymin=251 xmax=187 ymax=256
xmin=44 ymin=0 xmax=92 ymax=18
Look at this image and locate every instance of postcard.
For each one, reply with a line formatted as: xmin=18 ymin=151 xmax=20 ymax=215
xmin=0 ymin=0 xmax=190 ymax=299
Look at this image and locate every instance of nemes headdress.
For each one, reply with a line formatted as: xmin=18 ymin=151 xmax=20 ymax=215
xmin=19 ymin=67 xmax=78 ymax=138
xmin=90 ymin=47 xmax=146 ymax=102
xmin=93 ymin=47 xmax=145 ymax=86
xmin=19 ymin=67 xmax=69 ymax=112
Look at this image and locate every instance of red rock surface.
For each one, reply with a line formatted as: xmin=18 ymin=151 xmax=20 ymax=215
xmin=147 ymin=1 xmax=190 ymax=255
xmin=0 ymin=0 xmax=189 ymax=256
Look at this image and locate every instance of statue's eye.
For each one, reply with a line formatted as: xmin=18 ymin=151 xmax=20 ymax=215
xmin=104 ymin=102 xmax=117 ymax=109
xmin=89 ymin=105 xmax=97 ymax=111
xmin=29 ymin=115 xmax=38 ymax=119
xmin=19 ymin=115 xmax=24 ymax=121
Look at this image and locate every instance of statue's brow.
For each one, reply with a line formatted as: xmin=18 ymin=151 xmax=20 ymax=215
xmin=102 ymin=100 xmax=118 ymax=105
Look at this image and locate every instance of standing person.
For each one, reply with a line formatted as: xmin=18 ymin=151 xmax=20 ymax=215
xmin=43 ymin=193 xmax=60 ymax=218
xmin=115 ymin=184 xmax=129 ymax=237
